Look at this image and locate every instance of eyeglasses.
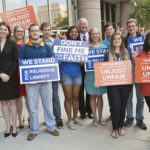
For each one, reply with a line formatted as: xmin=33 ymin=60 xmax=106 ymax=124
xmin=15 ymin=30 xmax=24 ymax=33
xmin=30 ymin=30 xmax=39 ymax=33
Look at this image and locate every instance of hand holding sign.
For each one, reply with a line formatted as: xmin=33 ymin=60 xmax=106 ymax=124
xmin=131 ymin=48 xmax=137 ymax=60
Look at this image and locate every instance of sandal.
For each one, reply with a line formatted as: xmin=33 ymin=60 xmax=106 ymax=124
xmin=111 ymin=130 xmax=119 ymax=139
xmin=118 ymin=128 xmax=125 ymax=136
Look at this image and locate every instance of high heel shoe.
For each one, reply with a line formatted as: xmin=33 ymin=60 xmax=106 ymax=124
xmin=19 ymin=117 xmax=24 ymax=129
xmin=12 ymin=131 xmax=18 ymax=137
xmin=4 ymin=126 xmax=12 ymax=137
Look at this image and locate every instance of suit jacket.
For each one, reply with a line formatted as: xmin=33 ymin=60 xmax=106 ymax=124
xmin=0 ymin=40 xmax=18 ymax=77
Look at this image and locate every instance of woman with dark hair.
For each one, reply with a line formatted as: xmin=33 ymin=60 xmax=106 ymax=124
xmin=0 ymin=22 xmax=19 ymax=137
xmin=13 ymin=25 xmax=30 ymax=129
xmin=133 ymin=32 xmax=150 ymax=111
xmin=59 ymin=26 xmax=83 ymax=130
xmin=104 ymin=32 xmax=132 ymax=138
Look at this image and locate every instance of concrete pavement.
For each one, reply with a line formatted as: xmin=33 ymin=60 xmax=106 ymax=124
xmin=0 ymin=84 xmax=150 ymax=150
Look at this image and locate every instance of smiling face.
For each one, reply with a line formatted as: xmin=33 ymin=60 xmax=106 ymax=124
xmin=14 ymin=26 xmax=25 ymax=40
xmin=0 ymin=25 xmax=9 ymax=39
xmin=69 ymin=28 xmax=79 ymax=40
xmin=127 ymin=22 xmax=138 ymax=36
xmin=78 ymin=20 xmax=88 ymax=34
xmin=42 ymin=26 xmax=51 ymax=39
xmin=104 ymin=25 xmax=115 ymax=37
xmin=113 ymin=34 xmax=122 ymax=47
xmin=90 ymin=29 xmax=100 ymax=43
xmin=29 ymin=25 xmax=40 ymax=40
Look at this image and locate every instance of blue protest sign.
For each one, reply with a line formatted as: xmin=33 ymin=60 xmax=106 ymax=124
xmin=128 ymin=36 xmax=145 ymax=55
xmin=19 ymin=57 xmax=60 ymax=84
xmin=54 ymin=39 xmax=89 ymax=62
xmin=85 ymin=48 xmax=109 ymax=71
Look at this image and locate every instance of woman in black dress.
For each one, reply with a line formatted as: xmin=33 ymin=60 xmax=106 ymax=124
xmin=0 ymin=22 xmax=19 ymax=137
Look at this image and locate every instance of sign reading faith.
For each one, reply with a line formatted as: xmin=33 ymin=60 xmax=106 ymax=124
xmin=54 ymin=39 xmax=89 ymax=62
xmin=128 ymin=36 xmax=145 ymax=55
xmin=85 ymin=48 xmax=108 ymax=71
xmin=19 ymin=57 xmax=60 ymax=84
xmin=135 ymin=58 xmax=150 ymax=83
xmin=0 ymin=5 xmax=38 ymax=32
xmin=94 ymin=60 xmax=133 ymax=87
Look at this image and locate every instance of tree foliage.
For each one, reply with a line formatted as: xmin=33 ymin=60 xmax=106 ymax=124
xmin=52 ymin=14 xmax=68 ymax=30
xmin=130 ymin=0 xmax=150 ymax=29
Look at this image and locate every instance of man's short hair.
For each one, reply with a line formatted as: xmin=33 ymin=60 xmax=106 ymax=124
xmin=29 ymin=24 xmax=39 ymax=32
xmin=78 ymin=18 xmax=88 ymax=25
xmin=40 ymin=22 xmax=51 ymax=31
xmin=127 ymin=18 xmax=137 ymax=26
xmin=104 ymin=23 xmax=114 ymax=31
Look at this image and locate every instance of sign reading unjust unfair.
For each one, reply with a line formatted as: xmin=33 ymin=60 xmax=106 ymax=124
xmin=94 ymin=60 xmax=133 ymax=87
xmin=135 ymin=58 xmax=150 ymax=83
xmin=0 ymin=5 xmax=38 ymax=31
xmin=54 ymin=39 xmax=89 ymax=62
xmin=19 ymin=57 xmax=60 ymax=84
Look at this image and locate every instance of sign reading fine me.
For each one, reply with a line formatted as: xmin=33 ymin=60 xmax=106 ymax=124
xmin=54 ymin=39 xmax=89 ymax=62
xmin=135 ymin=58 xmax=150 ymax=83
xmin=19 ymin=57 xmax=60 ymax=84
xmin=94 ymin=60 xmax=133 ymax=87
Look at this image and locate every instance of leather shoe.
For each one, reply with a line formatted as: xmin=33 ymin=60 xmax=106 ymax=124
xmin=49 ymin=129 xmax=59 ymax=136
xmin=88 ymin=113 xmax=93 ymax=119
xmin=136 ymin=121 xmax=147 ymax=130
xmin=80 ymin=114 xmax=86 ymax=119
xmin=12 ymin=131 xmax=18 ymax=137
xmin=27 ymin=133 xmax=37 ymax=141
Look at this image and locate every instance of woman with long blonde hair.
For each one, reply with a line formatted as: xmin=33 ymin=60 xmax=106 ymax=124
xmin=85 ymin=27 xmax=107 ymax=126
xmin=13 ymin=25 xmax=30 ymax=129
xmin=104 ymin=32 xmax=132 ymax=138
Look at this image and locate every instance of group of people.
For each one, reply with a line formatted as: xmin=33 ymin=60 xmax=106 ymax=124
xmin=0 ymin=17 xmax=150 ymax=141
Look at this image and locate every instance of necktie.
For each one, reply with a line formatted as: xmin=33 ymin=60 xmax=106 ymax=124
xmin=83 ymin=35 xmax=86 ymax=41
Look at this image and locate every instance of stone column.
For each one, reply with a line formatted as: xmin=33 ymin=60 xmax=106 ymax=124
xmin=77 ymin=0 xmax=101 ymax=32
xmin=120 ymin=1 xmax=133 ymax=36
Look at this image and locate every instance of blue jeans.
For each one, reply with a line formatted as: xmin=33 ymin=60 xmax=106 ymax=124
xmin=26 ymin=82 xmax=55 ymax=134
xmin=52 ymin=81 xmax=62 ymax=123
xmin=126 ymin=83 xmax=145 ymax=122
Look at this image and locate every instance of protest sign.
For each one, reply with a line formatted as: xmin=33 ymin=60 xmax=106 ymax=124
xmin=19 ymin=57 xmax=60 ymax=84
xmin=135 ymin=58 xmax=150 ymax=83
xmin=128 ymin=36 xmax=145 ymax=55
xmin=94 ymin=60 xmax=133 ymax=86
xmin=54 ymin=39 xmax=89 ymax=62
xmin=0 ymin=5 xmax=38 ymax=31
xmin=85 ymin=48 xmax=108 ymax=71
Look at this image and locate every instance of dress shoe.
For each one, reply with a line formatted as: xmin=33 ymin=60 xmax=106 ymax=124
xmin=4 ymin=126 xmax=12 ymax=137
xmin=88 ymin=113 xmax=93 ymax=119
xmin=12 ymin=131 xmax=18 ymax=137
xmin=136 ymin=121 xmax=147 ymax=130
xmin=27 ymin=133 xmax=37 ymax=141
xmin=80 ymin=114 xmax=86 ymax=119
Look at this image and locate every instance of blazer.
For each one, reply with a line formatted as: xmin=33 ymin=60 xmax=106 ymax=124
xmin=0 ymin=40 xmax=18 ymax=77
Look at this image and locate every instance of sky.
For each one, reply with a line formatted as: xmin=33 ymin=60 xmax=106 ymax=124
xmin=0 ymin=0 xmax=67 ymax=13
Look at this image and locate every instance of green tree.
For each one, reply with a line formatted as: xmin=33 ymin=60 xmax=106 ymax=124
xmin=52 ymin=14 xmax=68 ymax=30
xmin=130 ymin=0 xmax=150 ymax=29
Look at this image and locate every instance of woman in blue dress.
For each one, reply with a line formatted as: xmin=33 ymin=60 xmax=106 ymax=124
xmin=85 ymin=27 xmax=107 ymax=126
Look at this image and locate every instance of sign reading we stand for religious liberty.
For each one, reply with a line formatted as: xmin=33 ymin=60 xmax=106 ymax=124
xmin=0 ymin=5 xmax=38 ymax=31
xmin=94 ymin=60 xmax=133 ymax=87
xmin=135 ymin=58 xmax=150 ymax=83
